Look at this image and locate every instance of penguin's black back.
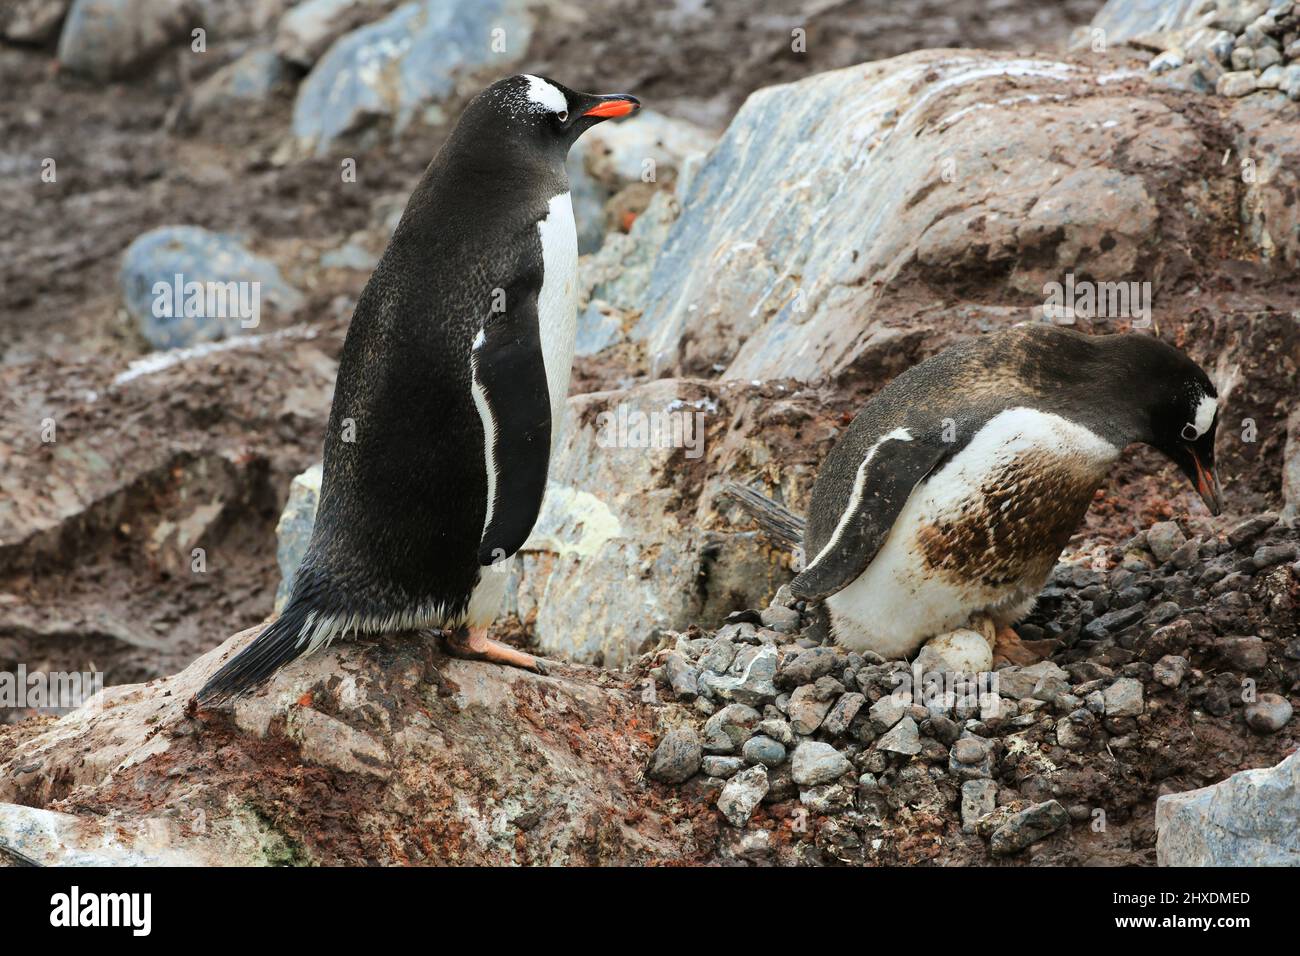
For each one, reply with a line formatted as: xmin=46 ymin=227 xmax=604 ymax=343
xmin=802 ymin=324 xmax=1190 ymax=561
xmin=299 ymin=121 xmax=566 ymax=626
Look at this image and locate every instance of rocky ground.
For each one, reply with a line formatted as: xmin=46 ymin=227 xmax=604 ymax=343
xmin=3 ymin=0 xmax=1300 ymax=866
xmin=641 ymin=513 xmax=1298 ymax=864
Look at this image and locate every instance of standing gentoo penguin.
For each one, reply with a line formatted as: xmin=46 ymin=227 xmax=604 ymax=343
xmin=739 ymin=325 xmax=1222 ymax=666
xmin=197 ymin=76 xmax=639 ymax=705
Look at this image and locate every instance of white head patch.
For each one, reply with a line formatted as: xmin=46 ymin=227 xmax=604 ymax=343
xmin=523 ymin=74 xmax=567 ymax=113
xmin=1183 ymin=392 xmax=1217 ymax=441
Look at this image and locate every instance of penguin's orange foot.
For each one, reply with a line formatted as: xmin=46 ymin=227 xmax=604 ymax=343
xmin=992 ymin=626 xmax=1047 ymax=667
xmin=444 ymin=626 xmax=549 ymax=675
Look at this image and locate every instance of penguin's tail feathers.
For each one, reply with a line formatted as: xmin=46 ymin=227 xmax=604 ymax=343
xmin=723 ymin=482 xmax=805 ymax=549
xmin=195 ymin=599 xmax=324 ymax=708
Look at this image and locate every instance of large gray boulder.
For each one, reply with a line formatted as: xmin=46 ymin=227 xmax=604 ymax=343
xmin=627 ymin=50 xmax=1193 ymax=382
xmin=1157 ymin=751 xmax=1300 ymax=864
xmin=291 ymin=0 xmax=532 ymax=156
xmin=119 ymin=226 xmax=304 ymax=350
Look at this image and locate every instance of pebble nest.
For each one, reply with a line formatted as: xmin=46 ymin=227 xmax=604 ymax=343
xmin=1148 ymin=0 xmax=1300 ymax=99
xmin=642 ymin=512 xmax=1299 ymax=865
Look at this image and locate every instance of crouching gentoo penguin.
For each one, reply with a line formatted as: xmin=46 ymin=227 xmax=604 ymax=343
xmin=736 ymin=325 xmax=1221 ymax=669
xmin=197 ymin=76 xmax=639 ymax=705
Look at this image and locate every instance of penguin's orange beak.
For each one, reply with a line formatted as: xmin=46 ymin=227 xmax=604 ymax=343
xmin=1191 ymin=454 xmax=1223 ymax=516
xmin=583 ymin=96 xmax=640 ymax=119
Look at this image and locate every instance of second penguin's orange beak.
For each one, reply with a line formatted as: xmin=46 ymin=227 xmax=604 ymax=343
xmin=1191 ymin=454 xmax=1223 ymax=516
xmin=583 ymin=96 xmax=640 ymax=119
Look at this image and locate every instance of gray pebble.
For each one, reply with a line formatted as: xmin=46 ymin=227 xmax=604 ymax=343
xmin=701 ymin=755 xmax=745 ymax=778
xmin=791 ymin=740 xmax=852 ymax=785
xmin=742 ymin=734 xmax=787 ymax=767
xmin=876 ymin=715 xmax=922 ymax=755
xmin=646 ymin=727 xmax=702 ymax=783
xmin=1244 ymin=693 xmax=1293 ymax=733
xmin=717 ymin=765 xmax=769 ymax=826
xmin=989 ymin=800 xmax=1069 ymax=856
xmin=820 ymin=692 xmax=866 ymax=736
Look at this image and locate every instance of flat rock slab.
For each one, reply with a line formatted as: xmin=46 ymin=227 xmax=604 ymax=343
xmin=1156 ymin=751 xmax=1300 ymax=865
xmin=0 ymin=625 xmax=709 ymax=866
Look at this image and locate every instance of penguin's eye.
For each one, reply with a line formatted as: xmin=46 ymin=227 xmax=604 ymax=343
xmin=1181 ymin=423 xmax=1198 ymax=442
xmin=556 ymin=110 xmax=568 ymax=123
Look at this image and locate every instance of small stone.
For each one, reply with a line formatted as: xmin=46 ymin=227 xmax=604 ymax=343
xmin=1147 ymin=521 xmax=1187 ymax=562
xmin=820 ymin=692 xmax=866 ymax=736
xmin=701 ymin=755 xmax=745 ymax=777
xmin=1147 ymin=601 xmax=1181 ymax=625
xmin=791 ymin=741 xmax=852 ymax=786
xmin=1209 ymin=29 xmax=1237 ymax=64
xmin=924 ymin=714 xmax=962 ymax=745
xmin=1256 ymin=44 xmax=1283 ymax=69
xmin=1032 ymin=675 xmax=1072 ymax=704
xmin=763 ymin=763 xmax=797 ymax=803
xmin=759 ymin=604 xmax=801 ymax=634
xmin=1148 ymin=48 xmax=1185 ymax=73
xmin=698 ymin=637 xmax=737 ymax=675
xmin=662 ymin=653 xmax=699 ymax=699
xmin=775 ymin=646 xmax=836 ymax=689
xmin=787 ymin=684 xmax=834 ymax=735
xmin=1056 ymin=709 xmax=1096 ymax=750
xmin=1085 ymin=690 xmax=1106 ymax=715
xmin=1252 ymin=543 xmax=1297 ymax=571
xmin=1285 ymin=63 xmax=1300 ymax=99
xmin=952 ymin=737 xmax=988 ymax=765
xmin=1227 ymin=514 xmax=1277 ymax=549
xmin=876 ymin=715 xmax=922 ymax=756
xmin=961 ymin=779 xmax=997 ymax=833
xmin=811 ymin=674 xmax=846 ymax=700
xmin=717 ymin=765 xmax=769 ymax=826
xmin=1169 ymin=538 xmax=1201 ymax=569
xmin=1153 ymin=655 xmax=1190 ymax=689
xmin=742 ymin=735 xmax=787 ymax=767
xmin=1218 ymin=70 xmax=1259 ymax=95
xmin=646 ymin=727 xmax=702 ymax=783
xmin=1231 ymin=46 xmax=1256 ymax=70
xmin=1258 ymin=63 xmax=1286 ymax=87
xmin=1103 ymin=677 xmax=1145 ymax=717
xmin=756 ymin=718 xmax=794 ymax=746
xmin=707 ymin=645 xmax=778 ymax=706
xmin=1218 ymin=636 xmax=1269 ymax=672
xmin=868 ymin=695 xmax=908 ymax=731
xmin=989 ymin=800 xmax=1070 ymax=856
xmin=702 ymin=703 xmax=761 ymax=754
xmin=1244 ymin=693 xmax=1293 ymax=733
xmin=799 ymin=783 xmax=853 ymax=814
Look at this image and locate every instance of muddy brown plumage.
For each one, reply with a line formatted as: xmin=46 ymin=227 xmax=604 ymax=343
xmin=789 ymin=323 xmax=1223 ymax=658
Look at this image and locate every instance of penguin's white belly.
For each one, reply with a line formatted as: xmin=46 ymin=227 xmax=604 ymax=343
xmin=826 ymin=408 xmax=1118 ymax=658
xmin=535 ymin=191 xmax=578 ymax=451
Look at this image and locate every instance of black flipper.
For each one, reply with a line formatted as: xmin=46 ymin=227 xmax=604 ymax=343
xmin=790 ymin=429 xmax=949 ymax=602
xmin=724 ymin=482 xmax=806 ymax=548
xmin=472 ymin=284 xmax=552 ymax=567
